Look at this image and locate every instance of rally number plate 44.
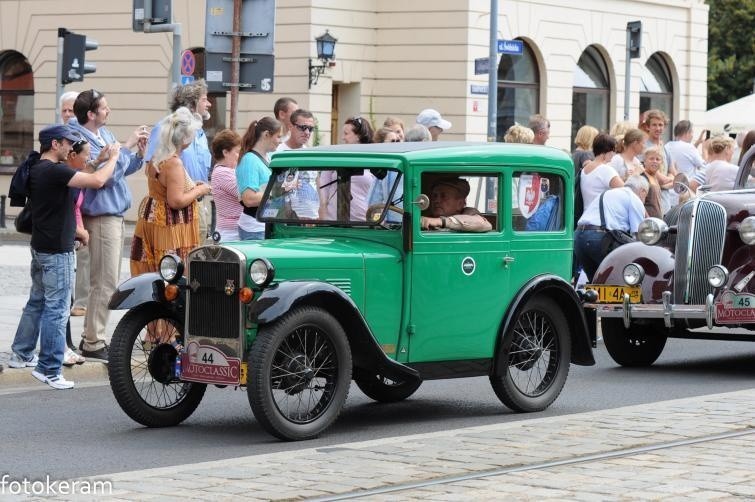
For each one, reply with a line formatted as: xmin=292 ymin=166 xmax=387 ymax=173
xmin=586 ymin=284 xmax=641 ymax=303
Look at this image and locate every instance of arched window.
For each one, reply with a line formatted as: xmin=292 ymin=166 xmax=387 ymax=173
xmin=640 ymin=53 xmax=673 ymax=141
xmin=0 ymin=50 xmax=33 ymax=174
xmin=571 ymin=45 xmax=610 ymax=147
xmin=496 ymin=41 xmax=540 ymax=142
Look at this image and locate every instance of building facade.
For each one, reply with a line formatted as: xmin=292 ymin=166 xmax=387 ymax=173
xmin=0 ymin=0 xmax=709 ymax=220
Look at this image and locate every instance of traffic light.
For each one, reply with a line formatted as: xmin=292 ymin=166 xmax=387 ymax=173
xmin=627 ymin=21 xmax=642 ymax=59
xmin=60 ymin=28 xmax=98 ymax=85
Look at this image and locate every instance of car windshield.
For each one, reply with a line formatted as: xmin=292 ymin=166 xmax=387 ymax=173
xmin=258 ymin=167 xmax=404 ymax=227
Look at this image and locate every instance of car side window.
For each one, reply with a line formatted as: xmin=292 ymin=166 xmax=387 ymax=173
xmin=512 ymin=172 xmax=565 ymax=232
xmin=421 ymin=173 xmax=499 ymax=231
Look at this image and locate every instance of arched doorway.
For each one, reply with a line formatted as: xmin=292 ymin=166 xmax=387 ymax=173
xmin=496 ymin=41 xmax=540 ymax=142
xmin=571 ymin=45 xmax=610 ymax=147
xmin=640 ymin=53 xmax=674 ymax=141
xmin=0 ymin=50 xmax=33 ymax=174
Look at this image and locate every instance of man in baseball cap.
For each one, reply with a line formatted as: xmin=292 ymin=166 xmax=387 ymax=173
xmin=416 ymin=109 xmax=452 ymax=141
xmin=38 ymin=124 xmax=83 ymax=146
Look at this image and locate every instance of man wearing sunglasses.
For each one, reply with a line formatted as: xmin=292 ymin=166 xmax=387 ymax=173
xmin=277 ymin=108 xmax=315 ymax=152
xmin=8 ymin=125 xmax=119 ymax=389
xmin=68 ymin=89 xmax=148 ymax=362
xmin=275 ymin=109 xmax=319 ymax=218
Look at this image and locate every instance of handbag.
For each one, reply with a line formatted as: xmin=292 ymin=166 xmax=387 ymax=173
xmin=14 ymin=202 xmax=32 ymax=234
xmin=598 ymin=192 xmax=635 ymax=255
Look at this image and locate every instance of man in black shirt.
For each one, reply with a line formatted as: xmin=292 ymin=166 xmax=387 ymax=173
xmin=7 ymin=124 xmax=118 ymax=389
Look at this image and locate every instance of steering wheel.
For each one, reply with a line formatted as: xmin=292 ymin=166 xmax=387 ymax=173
xmin=365 ymin=203 xmax=404 ymax=224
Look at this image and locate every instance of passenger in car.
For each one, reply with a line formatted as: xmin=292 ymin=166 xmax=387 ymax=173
xmin=420 ymin=178 xmax=492 ymax=232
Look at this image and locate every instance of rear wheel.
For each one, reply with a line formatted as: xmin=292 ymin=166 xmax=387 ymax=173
xmin=602 ymin=318 xmax=667 ymax=367
xmin=490 ymin=297 xmax=571 ymax=412
xmin=354 ymin=373 xmax=421 ymax=403
xmin=109 ymin=303 xmax=206 ymax=427
xmin=248 ymin=307 xmax=352 ymax=441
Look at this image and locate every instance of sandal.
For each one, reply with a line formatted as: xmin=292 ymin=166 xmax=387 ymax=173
xmin=63 ymin=348 xmax=78 ymax=367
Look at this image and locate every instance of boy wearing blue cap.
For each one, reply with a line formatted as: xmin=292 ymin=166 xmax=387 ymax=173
xmin=7 ymin=124 xmax=119 ymax=389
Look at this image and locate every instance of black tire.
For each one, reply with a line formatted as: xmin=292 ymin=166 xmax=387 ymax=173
xmin=602 ymin=318 xmax=667 ymax=367
xmin=248 ymin=307 xmax=352 ymax=441
xmin=490 ymin=296 xmax=571 ymax=412
xmin=354 ymin=373 xmax=421 ymax=403
xmin=109 ymin=303 xmax=206 ymax=427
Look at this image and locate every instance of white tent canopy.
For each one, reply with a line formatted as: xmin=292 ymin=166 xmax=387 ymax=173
xmin=704 ymin=94 xmax=755 ymax=134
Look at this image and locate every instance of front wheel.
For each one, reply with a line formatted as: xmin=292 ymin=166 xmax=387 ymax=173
xmin=602 ymin=318 xmax=667 ymax=367
xmin=108 ymin=303 xmax=206 ymax=427
xmin=490 ymin=296 xmax=571 ymax=412
xmin=248 ymin=307 xmax=352 ymax=441
xmin=354 ymin=373 xmax=421 ymax=403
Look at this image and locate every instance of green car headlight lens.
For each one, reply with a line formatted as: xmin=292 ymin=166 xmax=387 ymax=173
xmin=707 ymin=265 xmax=728 ymax=288
xmin=159 ymin=254 xmax=183 ymax=282
xmin=249 ymin=258 xmax=274 ymax=287
xmin=739 ymin=217 xmax=755 ymax=245
xmin=623 ymin=263 xmax=644 ymax=286
xmin=637 ymin=218 xmax=668 ymax=245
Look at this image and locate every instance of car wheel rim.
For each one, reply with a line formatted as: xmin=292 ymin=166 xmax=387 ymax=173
xmin=508 ymin=309 xmax=559 ymax=397
xmin=271 ymin=325 xmax=338 ymax=424
xmin=131 ymin=318 xmax=191 ymax=410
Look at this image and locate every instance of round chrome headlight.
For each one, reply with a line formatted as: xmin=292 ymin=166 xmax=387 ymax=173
xmin=637 ymin=218 xmax=668 ymax=245
xmin=739 ymin=216 xmax=755 ymax=245
xmin=707 ymin=265 xmax=729 ymax=288
xmin=159 ymin=254 xmax=184 ymax=282
xmin=249 ymin=258 xmax=274 ymax=288
xmin=623 ymin=263 xmax=645 ymax=286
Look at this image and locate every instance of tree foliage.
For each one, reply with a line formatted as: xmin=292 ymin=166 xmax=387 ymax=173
xmin=706 ymin=0 xmax=755 ymax=109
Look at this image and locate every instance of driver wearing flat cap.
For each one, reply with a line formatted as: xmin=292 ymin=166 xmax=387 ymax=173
xmin=421 ymin=177 xmax=492 ymax=232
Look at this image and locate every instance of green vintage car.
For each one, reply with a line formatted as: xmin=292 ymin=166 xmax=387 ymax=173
xmin=108 ymin=142 xmax=594 ymax=441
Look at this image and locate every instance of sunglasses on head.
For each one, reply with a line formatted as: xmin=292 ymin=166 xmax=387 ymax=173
xmin=294 ymin=123 xmax=314 ymax=133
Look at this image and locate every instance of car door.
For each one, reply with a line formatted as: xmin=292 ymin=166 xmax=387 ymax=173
xmin=407 ymin=169 xmax=513 ymax=362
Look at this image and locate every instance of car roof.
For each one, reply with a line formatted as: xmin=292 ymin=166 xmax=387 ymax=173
xmin=272 ymin=141 xmax=572 ymax=169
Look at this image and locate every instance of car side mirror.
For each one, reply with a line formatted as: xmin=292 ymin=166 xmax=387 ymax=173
xmin=673 ymin=173 xmax=690 ymax=194
xmin=413 ymin=194 xmax=430 ymax=211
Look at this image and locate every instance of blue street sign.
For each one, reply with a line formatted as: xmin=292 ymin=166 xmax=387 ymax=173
xmin=497 ymin=39 xmax=523 ymax=55
xmin=181 ymin=75 xmax=195 ymax=85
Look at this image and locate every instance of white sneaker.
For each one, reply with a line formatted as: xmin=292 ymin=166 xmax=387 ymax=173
xmin=31 ymin=370 xmax=75 ymax=390
xmin=8 ymin=353 xmax=38 ymax=368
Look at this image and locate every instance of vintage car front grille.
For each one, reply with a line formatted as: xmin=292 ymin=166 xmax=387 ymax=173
xmin=187 ymin=250 xmax=245 ymax=339
xmin=673 ymin=199 xmax=726 ymax=304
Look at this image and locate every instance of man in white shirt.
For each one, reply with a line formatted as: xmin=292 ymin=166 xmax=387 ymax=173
xmin=575 ymin=176 xmax=648 ymax=280
xmin=666 ymin=120 xmax=705 ymax=178
xmin=276 ymin=109 xmax=319 ymax=218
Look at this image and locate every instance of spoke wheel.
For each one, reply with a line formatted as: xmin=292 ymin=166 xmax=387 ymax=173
xmin=491 ymin=296 xmax=570 ymax=412
xmin=354 ymin=373 xmax=421 ymax=403
xmin=602 ymin=318 xmax=667 ymax=367
xmin=109 ymin=303 xmax=206 ymax=427
xmin=248 ymin=307 xmax=352 ymax=441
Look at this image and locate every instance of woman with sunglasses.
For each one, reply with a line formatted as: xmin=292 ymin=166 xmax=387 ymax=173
xmin=318 ymin=116 xmax=376 ymax=221
xmin=374 ymin=127 xmax=402 ymax=144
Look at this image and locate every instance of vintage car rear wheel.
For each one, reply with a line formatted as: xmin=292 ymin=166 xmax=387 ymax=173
xmin=354 ymin=373 xmax=422 ymax=403
xmin=248 ymin=306 xmax=352 ymax=441
xmin=490 ymin=296 xmax=571 ymax=412
xmin=602 ymin=319 xmax=667 ymax=367
xmin=108 ymin=303 xmax=206 ymax=427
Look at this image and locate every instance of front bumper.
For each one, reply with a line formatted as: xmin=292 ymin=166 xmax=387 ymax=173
xmin=585 ymin=290 xmax=715 ymax=330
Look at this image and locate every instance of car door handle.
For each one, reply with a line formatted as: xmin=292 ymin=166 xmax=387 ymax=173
xmin=503 ymin=256 xmax=515 ymax=265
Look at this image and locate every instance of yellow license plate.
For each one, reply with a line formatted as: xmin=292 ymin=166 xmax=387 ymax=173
xmin=586 ymin=284 xmax=641 ymax=303
xmin=240 ymin=362 xmax=248 ymax=386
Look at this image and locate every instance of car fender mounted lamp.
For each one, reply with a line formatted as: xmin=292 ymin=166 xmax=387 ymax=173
xmin=308 ymin=30 xmax=337 ymax=88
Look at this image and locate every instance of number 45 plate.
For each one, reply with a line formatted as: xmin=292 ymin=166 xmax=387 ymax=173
xmin=715 ymin=292 xmax=755 ymax=324
xmin=586 ymin=284 xmax=641 ymax=303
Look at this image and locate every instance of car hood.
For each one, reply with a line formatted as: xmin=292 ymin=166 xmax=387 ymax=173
xmin=702 ymin=189 xmax=755 ymax=223
xmin=227 ymin=237 xmax=402 ymax=268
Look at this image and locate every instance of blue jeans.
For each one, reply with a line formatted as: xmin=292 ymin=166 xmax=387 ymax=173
xmin=238 ymin=227 xmax=265 ymax=240
xmin=574 ymin=229 xmax=606 ymax=282
xmin=12 ymin=249 xmax=74 ymax=376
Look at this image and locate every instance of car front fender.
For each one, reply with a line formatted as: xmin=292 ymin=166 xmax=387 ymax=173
xmin=108 ymin=273 xmax=185 ymax=311
xmin=592 ymin=242 xmax=675 ymax=303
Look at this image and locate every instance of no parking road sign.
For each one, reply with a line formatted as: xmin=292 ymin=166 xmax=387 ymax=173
xmin=181 ymin=49 xmax=196 ymax=76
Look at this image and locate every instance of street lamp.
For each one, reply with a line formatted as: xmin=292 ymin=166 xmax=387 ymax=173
xmin=308 ymin=30 xmax=337 ymax=88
